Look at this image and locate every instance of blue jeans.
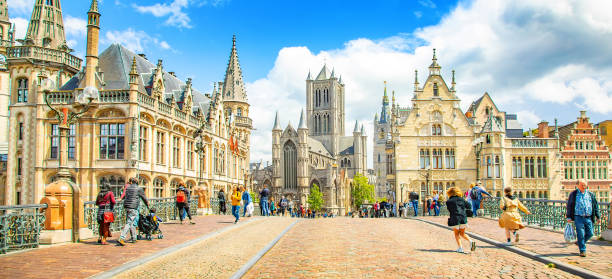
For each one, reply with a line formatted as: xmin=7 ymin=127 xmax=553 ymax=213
xmin=575 ymin=216 xmax=594 ymax=253
xmin=411 ymin=201 xmax=419 ymax=216
xmin=472 ymin=199 xmax=481 ymax=216
xmin=232 ymin=205 xmax=240 ymax=222
xmin=242 ymin=201 xmax=249 ymax=216
xmin=434 ymin=203 xmax=440 ymax=216
xmin=261 ymin=197 xmax=270 ymax=216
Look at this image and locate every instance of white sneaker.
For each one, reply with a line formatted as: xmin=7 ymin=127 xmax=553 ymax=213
xmin=456 ymin=247 xmax=465 ymax=253
xmin=505 ymin=241 xmax=513 ymax=246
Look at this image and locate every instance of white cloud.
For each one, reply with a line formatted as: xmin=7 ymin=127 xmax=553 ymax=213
xmin=7 ymin=0 xmax=34 ymax=16
xmin=418 ymin=0 xmax=437 ymax=9
xmin=64 ymin=16 xmax=87 ymax=38
xmin=133 ymin=0 xmax=192 ymax=29
xmin=246 ymin=0 xmax=612 ymax=167
xmin=10 ymin=17 xmax=29 ymax=40
xmin=104 ymin=28 xmax=172 ymax=52
xmin=414 ymin=11 xmax=423 ymax=19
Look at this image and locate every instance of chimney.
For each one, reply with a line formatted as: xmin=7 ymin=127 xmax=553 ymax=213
xmin=138 ymin=53 xmax=147 ymax=60
xmin=537 ymin=121 xmax=549 ymax=138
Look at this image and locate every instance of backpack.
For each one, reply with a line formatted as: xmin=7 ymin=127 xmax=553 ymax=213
xmin=281 ymin=200 xmax=288 ymax=207
xmin=470 ymin=188 xmax=480 ymax=200
xmin=176 ymin=190 xmax=186 ymax=203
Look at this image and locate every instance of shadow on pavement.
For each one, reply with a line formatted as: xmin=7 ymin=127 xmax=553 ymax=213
xmin=416 ymin=248 xmax=455 ymax=253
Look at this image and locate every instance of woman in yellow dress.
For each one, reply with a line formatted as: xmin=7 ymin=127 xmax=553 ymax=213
xmin=498 ymin=187 xmax=531 ymax=245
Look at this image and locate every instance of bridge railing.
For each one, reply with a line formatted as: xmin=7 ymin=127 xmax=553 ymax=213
xmin=209 ymin=197 xmax=261 ymax=216
xmin=0 ymin=204 xmax=47 ymax=254
xmin=431 ymin=197 xmax=610 ymax=236
xmin=84 ymin=197 xmax=199 ymax=235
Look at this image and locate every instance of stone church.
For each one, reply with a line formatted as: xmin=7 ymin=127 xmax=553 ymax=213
xmin=271 ymin=65 xmax=367 ymax=214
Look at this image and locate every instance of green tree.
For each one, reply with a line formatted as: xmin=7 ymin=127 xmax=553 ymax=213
xmin=307 ymin=184 xmax=324 ymax=211
xmin=351 ymin=173 xmax=375 ymax=209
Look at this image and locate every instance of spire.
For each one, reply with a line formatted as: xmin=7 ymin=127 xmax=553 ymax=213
xmin=353 ymin=120 xmax=359 ymax=133
xmin=360 ymin=125 xmax=365 ymax=136
xmin=298 ymin=109 xmax=308 ymax=129
xmin=429 ymin=48 xmax=441 ymax=76
xmin=25 ymin=0 xmax=69 ymax=50
xmin=306 ymin=70 xmax=312 ymax=80
xmin=374 ymin=112 xmax=379 ymax=121
xmin=89 ymin=0 xmax=99 ymax=14
xmin=222 ymin=35 xmax=248 ymax=102
xmin=129 ymin=57 xmax=138 ymax=83
xmin=392 ymin=90 xmax=396 ymax=105
xmin=273 ymin=111 xmax=282 ymax=131
xmin=414 ymin=70 xmax=419 ymax=91
xmin=331 ymin=68 xmax=335 ymax=78
xmin=85 ymin=0 xmax=101 ymax=88
xmin=339 ymin=75 xmax=343 ymax=84
xmin=316 ymin=64 xmax=332 ymax=80
xmin=380 ymin=82 xmax=390 ymax=124
xmin=451 ymin=70 xmax=456 ymax=91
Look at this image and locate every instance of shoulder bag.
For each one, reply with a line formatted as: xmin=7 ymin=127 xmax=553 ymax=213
xmin=103 ymin=204 xmax=115 ymax=223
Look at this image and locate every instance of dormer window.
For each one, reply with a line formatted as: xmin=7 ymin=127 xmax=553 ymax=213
xmin=433 ymin=83 xmax=439 ymax=97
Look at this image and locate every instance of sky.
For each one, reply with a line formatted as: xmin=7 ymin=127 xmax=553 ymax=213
xmin=8 ymin=0 xmax=612 ymax=167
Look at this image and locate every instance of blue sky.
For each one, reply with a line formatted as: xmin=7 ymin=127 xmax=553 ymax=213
xmin=9 ymin=0 xmax=612 ymax=165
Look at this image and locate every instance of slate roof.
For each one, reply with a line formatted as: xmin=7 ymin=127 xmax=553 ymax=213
xmin=481 ymin=114 xmax=505 ymax=133
xmin=316 ymin=65 xmax=332 ymax=80
xmin=308 ymin=138 xmax=331 ymax=157
xmin=60 ymin=43 xmax=210 ymax=115
xmin=338 ymin=136 xmax=355 ymax=155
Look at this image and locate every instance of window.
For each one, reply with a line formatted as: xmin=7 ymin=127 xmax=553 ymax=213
xmin=153 ymin=178 xmax=164 ymax=198
xmin=433 ymin=83 xmax=439 ymax=96
xmin=139 ymin=126 xmax=148 ymax=161
xmin=419 ymin=149 xmax=430 ymax=169
xmin=431 ymin=124 xmax=442 ymax=136
xmin=213 ymin=147 xmax=218 ymax=173
xmin=386 ymin=154 xmax=393 ymax=174
xmin=17 ymin=78 xmax=28 ymax=103
xmin=17 ymin=157 xmax=22 ymax=176
xmin=420 ymin=182 xmax=427 ymax=199
xmin=156 ymin=131 xmax=165 ymax=164
xmin=283 ymin=141 xmax=297 ymax=189
xmin=187 ymin=140 xmax=194 ymax=170
xmin=172 ymin=136 xmax=181 ymax=168
xmin=18 ymin=122 xmax=23 ymax=140
xmin=237 ymin=108 xmax=242 ymax=116
xmin=99 ymin=123 xmax=125 ymax=159
xmin=569 ymin=161 xmax=574 ymax=179
xmin=513 ymin=158 xmax=520 ymax=178
xmin=378 ymin=153 xmax=381 ymax=163
xmin=541 ymin=158 xmax=547 ymax=178
xmin=46 ymin=0 xmax=53 ymax=6
xmin=486 ymin=156 xmax=492 ymax=178
xmin=433 ymin=149 xmax=442 ymax=169
xmin=524 ymin=157 xmax=535 ymax=178
xmin=50 ymin=124 xmax=76 ymax=159
xmin=494 ymin=156 xmax=501 ymax=178
xmin=445 ymin=149 xmax=455 ymax=169
xmin=99 ymin=176 xmax=125 ymax=197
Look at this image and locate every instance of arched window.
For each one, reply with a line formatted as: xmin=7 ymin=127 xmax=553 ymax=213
xmin=17 ymin=78 xmax=28 ymax=103
xmin=99 ymin=175 xmax=125 ymax=197
xmin=237 ymin=108 xmax=242 ymax=116
xmin=433 ymin=83 xmax=439 ymax=96
xmin=153 ymin=178 xmax=165 ymax=198
xmin=283 ymin=141 xmax=297 ymax=189
xmin=170 ymin=180 xmax=182 ymax=197
xmin=494 ymin=156 xmax=501 ymax=178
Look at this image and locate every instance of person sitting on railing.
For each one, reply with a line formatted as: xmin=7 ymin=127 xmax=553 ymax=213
xmin=566 ymin=179 xmax=600 ymax=258
xmin=118 ymin=178 xmax=150 ymax=246
xmin=498 ymin=187 xmax=531 ymax=246
xmin=95 ymin=182 xmax=116 ymax=245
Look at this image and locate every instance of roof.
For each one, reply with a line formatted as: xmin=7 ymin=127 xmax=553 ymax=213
xmin=481 ymin=114 xmax=505 ymax=133
xmin=316 ymin=65 xmax=332 ymax=80
xmin=60 ymin=44 xmax=210 ymax=114
xmin=506 ymin=118 xmax=522 ymax=130
xmin=308 ymin=138 xmax=331 ymax=157
xmin=338 ymin=136 xmax=355 ymax=155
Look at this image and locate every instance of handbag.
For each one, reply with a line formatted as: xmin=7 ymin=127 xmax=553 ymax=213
xmin=103 ymin=204 xmax=114 ymax=223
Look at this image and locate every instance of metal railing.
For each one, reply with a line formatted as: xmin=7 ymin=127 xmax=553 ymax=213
xmin=209 ymin=197 xmax=261 ymax=216
xmin=426 ymin=197 xmax=610 ymax=236
xmin=84 ymin=197 xmax=199 ymax=235
xmin=0 ymin=204 xmax=48 ymax=254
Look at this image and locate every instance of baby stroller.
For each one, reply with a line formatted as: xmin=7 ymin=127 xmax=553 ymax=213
xmin=137 ymin=210 xmax=164 ymax=240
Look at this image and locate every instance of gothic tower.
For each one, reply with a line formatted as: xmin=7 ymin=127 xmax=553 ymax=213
xmin=24 ymin=0 xmax=68 ymax=50
xmin=306 ymin=65 xmax=345 ymax=155
xmin=297 ymin=109 xmax=310 ymax=200
xmin=85 ymin=0 xmax=100 ymax=88
xmin=271 ymin=111 xmax=282 ymax=195
xmin=0 ymin=0 xmax=12 ymax=157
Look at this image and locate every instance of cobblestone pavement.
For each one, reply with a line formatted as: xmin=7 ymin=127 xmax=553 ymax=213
xmin=0 ymin=215 xmax=241 ymax=279
xmin=244 ymin=218 xmax=579 ymax=279
xmin=422 ymin=216 xmax=612 ymax=277
xmin=115 ymin=217 xmax=296 ymax=279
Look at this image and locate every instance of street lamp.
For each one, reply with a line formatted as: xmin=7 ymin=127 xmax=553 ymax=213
xmin=43 ymin=74 xmax=98 ymax=242
xmin=472 ymin=136 xmax=484 ymax=181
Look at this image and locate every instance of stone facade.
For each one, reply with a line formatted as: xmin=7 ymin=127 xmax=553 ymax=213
xmin=1 ymin=0 xmax=252 ymax=205
xmin=271 ymin=66 xmax=367 ymax=215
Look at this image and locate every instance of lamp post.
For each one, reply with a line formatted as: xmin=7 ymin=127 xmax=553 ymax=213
xmin=42 ymin=74 xmax=98 ymax=242
xmin=473 ymin=137 xmax=484 ymax=181
xmin=419 ymin=168 xmax=431 ymax=216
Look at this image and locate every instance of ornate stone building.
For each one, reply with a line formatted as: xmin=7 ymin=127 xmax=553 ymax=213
xmin=387 ymin=50 xmax=562 ymax=204
xmin=1 ymin=0 xmax=252 ymax=205
xmin=271 ymin=66 xmax=367 ymax=214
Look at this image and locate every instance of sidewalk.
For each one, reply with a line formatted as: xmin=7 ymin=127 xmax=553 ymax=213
xmin=422 ymin=216 xmax=612 ymax=277
xmin=0 ymin=215 xmax=243 ymax=279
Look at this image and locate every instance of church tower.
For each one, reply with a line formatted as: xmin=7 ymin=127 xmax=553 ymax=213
xmin=23 ymin=0 xmax=69 ymax=50
xmin=306 ymin=65 xmax=345 ymax=155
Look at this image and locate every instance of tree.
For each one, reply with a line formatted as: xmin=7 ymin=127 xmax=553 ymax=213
xmin=351 ymin=173 xmax=375 ymax=209
xmin=307 ymin=184 xmax=324 ymax=211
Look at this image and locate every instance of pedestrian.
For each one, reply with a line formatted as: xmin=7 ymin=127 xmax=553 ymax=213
xmin=270 ymin=198 xmax=276 ymax=216
xmin=307 ymin=208 xmax=312 ymax=218
xmin=433 ymin=191 xmax=440 ymax=216
xmin=218 ymin=188 xmax=227 ymax=215
xmin=446 ymin=186 xmax=475 ymax=253
xmin=118 ymin=178 xmax=149 ymax=246
xmin=242 ymin=187 xmax=252 ymax=217
xmin=300 ymin=205 xmax=305 ymax=218
xmin=231 ymin=187 xmax=242 ymax=224
xmin=288 ymin=199 xmax=294 ymax=217
xmin=470 ymin=181 xmax=492 ymax=216
xmin=96 ymin=182 xmax=116 ymax=245
xmin=280 ymin=196 xmax=288 ymax=216
xmin=260 ymin=185 xmax=270 ymax=216
xmin=426 ymin=196 xmax=432 ymax=216
xmin=176 ymin=183 xmax=195 ymax=224
xmin=498 ymin=187 xmax=531 ymax=245
xmin=466 ymin=183 xmax=474 ymax=209
xmin=409 ymin=191 xmax=419 ymax=216
xmin=566 ymin=179 xmax=600 ymax=257
xmin=374 ymin=201 xmax=380 ymax=218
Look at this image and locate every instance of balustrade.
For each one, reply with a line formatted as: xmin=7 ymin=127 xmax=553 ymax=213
xmin=511 ymin=139 xmax=549 ymax=148
xmin=189 ymin=115 xmax=200 ymax=126
xmin=158 ymin=102 xmax=173 ymax=115
xmin=0 ymin=204 xmax=47 ymax=254
xmin=7 ymin=45 xmax=82 ymax=71
xmin=138 ymin=93 xmax=155 ymax=108
xmin=84 ymin=197 xmax=198 ymax=235
xmin=46 ymin=91 xmax=74 ymax=104
xmin=234 ymin=116 xmax=252 ymax=127
xmin=175 ymin=109 xmax=187 ymax=120
xmin=99 ymin=90 xmax=129 ymax=103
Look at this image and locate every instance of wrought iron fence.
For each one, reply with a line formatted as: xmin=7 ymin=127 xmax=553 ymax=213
xmin=209 ymin=197 xmax=261 ymax=216
xmin=429 ymin=197 xmax=610 ymax=236
xmin=84 ymin=197 xmax=198 ymax=235
xmin=0 ymin=204 xmax=47 ymax=254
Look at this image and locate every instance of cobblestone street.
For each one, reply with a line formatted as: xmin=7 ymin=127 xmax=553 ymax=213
xmin=245 ymin=218 xmax=579 ymax=279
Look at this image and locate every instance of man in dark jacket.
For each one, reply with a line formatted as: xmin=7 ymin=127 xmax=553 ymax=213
xmin=176 ymin=183 xmax=195 ymax=225
xmin=409 ymin=192 xmax=420 ymax=216
xmin=118 ymin=178 xmax=149 ymax=246
xmin=260 ymin=186 xmax=270 ymax=216
xmin=566 ymin=180 xmax=600 ymax=257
